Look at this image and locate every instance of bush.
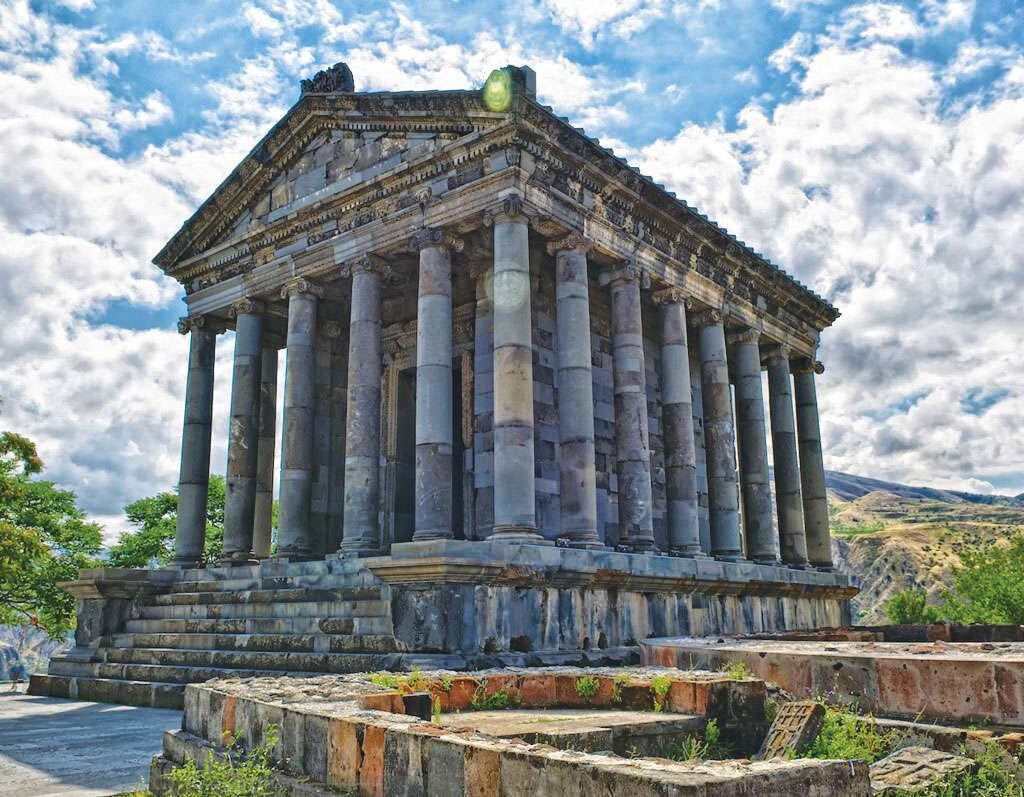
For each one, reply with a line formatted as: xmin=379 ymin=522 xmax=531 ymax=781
xmin=917 ymin=743 xmax=1024 ymax=796
xmin=672 ymin=719 xmax=729 ymax=761
xmin=575 ymin=676 xmax=599 ymax=702
xmin=886 ymin=589 xmax=942 ymax=624
xmin=805 ymin=708 xmax=895 ymax=762
xmin=166 ymin=726 xmax=282 ymax=797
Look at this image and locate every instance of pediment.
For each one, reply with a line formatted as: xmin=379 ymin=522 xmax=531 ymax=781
xmin=154 ymin=92 xmax=508 ymax=272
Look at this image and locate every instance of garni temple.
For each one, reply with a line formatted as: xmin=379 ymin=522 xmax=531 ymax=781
xmin=32 ymin=64 xmax=857 ymax=708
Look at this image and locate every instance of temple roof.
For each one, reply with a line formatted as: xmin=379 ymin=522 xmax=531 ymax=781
xmin=153 ymin=64 xmax=838 ymax=324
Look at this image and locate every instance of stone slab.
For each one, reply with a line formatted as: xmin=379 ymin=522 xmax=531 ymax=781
xmin=759 ymin=700 xmax=825 ymax=759
xmin=869 ymin=746 xmax=974 ymax=793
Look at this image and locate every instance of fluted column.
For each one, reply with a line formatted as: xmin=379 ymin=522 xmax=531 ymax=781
xmin=341 ymin=255 xmax=387 ymax=556
xmin=653 ymin=290 xmax=702 ymax=557
xmin=222 ymin=299 xmax=264 ymax=564
xmin=600 ymin=262 xmax=655 ymax=552
xmin=276 ymin=279 xmax=321 ymax=560
xmin=794 ymin=358 xmax=832 ymax=568
xmin=549 ymin=233 xmax=601 ymax=548
xmin=172 ymin=316 xmax=219 ymax=568
xmin=490 ymin=197 xmax=542 ymax=542
xmin=731 ymin=329 xmax=777 ymax=563
xmin=411 ymin=229 xmax=463 ymax=542
xmin=253 ymin=345 xmax=278 ymax=558
xmin=767 ymin=347 xmax=809 ymax=567
xmin=694 ymin=309 xmax=742 ymax=560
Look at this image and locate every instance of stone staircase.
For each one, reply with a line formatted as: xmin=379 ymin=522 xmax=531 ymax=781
xmin=31 ymin=558 xmax=408 ymax=709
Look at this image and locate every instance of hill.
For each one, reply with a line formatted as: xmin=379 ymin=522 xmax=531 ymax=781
xmin=824 ymin=472 xmax=1024 ymax=623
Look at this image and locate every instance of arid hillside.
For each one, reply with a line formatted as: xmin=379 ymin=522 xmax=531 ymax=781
xmin=825 ymin=472 xmax=1024 ymax=623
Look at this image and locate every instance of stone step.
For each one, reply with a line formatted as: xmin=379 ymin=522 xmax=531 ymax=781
xmin=124 ymin=615 xmax=392 ymax=635
xmin=151 ymin=586 xmax=382 ymax=607
xmin=138 ymin=598 xmax=390 ymax=620
xmin=176 ymin=557 xmax=369 ymax=583
xmin=28 ymin=673 xmax=185 ymax=709
xmin=51 ymin=659 xmax=332 ymax=685
xmin=171 ymin=570 xmax=380 ymax=594
xmin=92 ymin=647 xmax=397 ymax=675
xmin=109 ymin=632 xmax=405 ymax=653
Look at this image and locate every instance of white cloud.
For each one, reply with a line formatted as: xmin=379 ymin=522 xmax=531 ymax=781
xmin=838 ymin=3 xmax=925 ymax=42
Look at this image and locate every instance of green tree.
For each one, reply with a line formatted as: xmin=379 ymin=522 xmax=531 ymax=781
xmin=107 ymin=475 xmax=227 ymax=568
xmin=0 ymin=432 xmax=103 ymax=637
xmin=941 ymin=535 xmax=1024 ymax=624
xmin=884 ymin=588 xmax=942 ymax=624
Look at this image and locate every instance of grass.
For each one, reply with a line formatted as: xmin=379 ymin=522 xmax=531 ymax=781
xmin=470 ymin=680 xmax=520 ymax=710
xmin=831 ymin=520 xmax=887 ymax=537
xmin=651 ymin=675 xmax=672 ymax=712
xmin=575 ymin=676 xmax=600 ymax=702
xmin=805 ymin=707 xmax=896 ymax=762
xmin=913 ymin=744 xmax=1024 ymax=796
xmin=671 ymin=719 xmax=729 ymax=762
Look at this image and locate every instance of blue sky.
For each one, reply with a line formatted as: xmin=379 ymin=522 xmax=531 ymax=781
xmin=2 ymin=0 xmax=1023 ymax=537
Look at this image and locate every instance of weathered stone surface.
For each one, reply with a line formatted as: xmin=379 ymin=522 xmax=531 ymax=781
xmin=758 ymin=700 xmax=826 ymax=759
xmin=870 ymin=746 xmax=974 ymax=793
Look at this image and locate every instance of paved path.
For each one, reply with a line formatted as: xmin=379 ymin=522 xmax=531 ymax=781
xmin=0 ymin=691 xmax=181 ymax=797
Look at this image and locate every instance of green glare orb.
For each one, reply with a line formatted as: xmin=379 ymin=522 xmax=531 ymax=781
xmin=482 ymin=68 xmax=513 ymax=112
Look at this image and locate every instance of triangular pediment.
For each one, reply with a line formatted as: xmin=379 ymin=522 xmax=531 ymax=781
xmin=154 ymin=91 xmax=508 ymax=271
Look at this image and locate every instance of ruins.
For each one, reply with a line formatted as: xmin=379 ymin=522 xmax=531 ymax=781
xmin=32 ymin=64 xmax=857 ymax=708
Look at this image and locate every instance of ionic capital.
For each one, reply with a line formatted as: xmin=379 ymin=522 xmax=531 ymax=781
xmin=348 ymin=253 xmax=393 ymax=279
xmin=280 ymin=278 xmax=324 ymax=301
xmin=728 ymin=327 xmax=762 ymax=346
xmin=691 ymin=308 xmax=723 ymax=328
xmin=598 ymin=259 xmax=650 ymax=289
xmin=792 ymin=357 xmax=825 ymax=375
xmin=409 ymin=227 xmax=465 ymax=253
xmin=229 ymin=297 xmax=265 ymax=318
xmin=651 ymin=287 xmax=689 ymax=307
xmin=764 ymin=344 xmax=791 ymax=365
xmin=546 ymin=231 xmax=593 ymax=256
xmin=177 ymin=315 xmax=223 ymax=335
xmin=483 ymin=194 xmax=527 ymax=226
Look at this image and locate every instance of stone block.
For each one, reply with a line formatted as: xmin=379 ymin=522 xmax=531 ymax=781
xmin=870 ymin=747 xmax=974 ymax=794
xmin=464 ymin=743 xmax=501 ymax=797
xmin=360 ymin=723 xmax=387 ymax=797
xmin=758 ymin=700 xmax=826 ymax=759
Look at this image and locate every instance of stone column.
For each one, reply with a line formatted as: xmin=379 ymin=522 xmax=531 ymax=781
xmin=601 ymin=262 xmax=655 ymax=552
xmin=767 ymin=347 xmax=809 ymax=567
xmin=341 ymin=255 xmax=388 ymax=556
xmin=172 ymin=316 xmax=219 ymax=568
xmin=694 ymin=309 xmax=742 ymax=560
xmin=411 ymin=229 xmax=463 ymax=542
xmin=222 ymin=299 xmax=264 ymax=564
xmin=731 ymin=329 xmax=777 ymax=563
xmin=276 ymin=279 xmax=321 ymax=560
xmin=794 ymin=358 xmax=833 ymax=568
xmin=549 ymin=232 xmax=601 ymax=548
xmin=253 ymin=345 xmax=278 ymax=559
xmin=490 ymin=197 xmax=542 ymax=542
xmin=653 ymin=290 xmax=702 ymax=557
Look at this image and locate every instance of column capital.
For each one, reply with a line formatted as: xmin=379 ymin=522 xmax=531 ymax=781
xmin=280 ymin=277 xmax=324 ymax=300
xmin=483 ymin=194 xmax=527 ymax=225
xmin=651 ymin=287 xmax=689 ymax=307
xmin=727 ymin=327 xmax=762 ymax=346
xmin=468 ymin=260 xmax=491 ymax=282
xmin=409 ymin=227 xmax=464 ymax=253
xmin=764 ymin=344 xmax=791 ymax=365
xmin=347 ymin=253 xmax=393 ymax=279
xmin=229 ymin=297 xmax=265 ymax=318
xmin=792 ymin=357 xmax=825 ymax=374
xmin=598 ymin=259 xmax=650 ymax=289
xmin=546 ymin=231 xmax=593 ymax=256
xmin=691 ymin=308 xmax=723 ymax=327
xmin=177 ymin=314 xmax=224 ymax=335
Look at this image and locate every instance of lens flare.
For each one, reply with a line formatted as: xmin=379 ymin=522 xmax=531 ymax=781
xmin=482 ymin=68 xmax=513 ymax=112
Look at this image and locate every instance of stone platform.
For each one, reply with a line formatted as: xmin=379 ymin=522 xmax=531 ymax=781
xmin=31 ymin=544 xmax=855 ymax=709
xmin=641 ymin=636 xmax=1024 ymax=727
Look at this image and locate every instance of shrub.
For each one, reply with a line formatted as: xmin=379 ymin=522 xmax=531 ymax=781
xmin=470 ymin=681 xmax=520 ymax=710
xmin=885 ymin=589 xmax=942 ymax=624
xmin=575 ymin=676 xmax=600 ymax=702
xmin=918 ymin=743 xmax=1024 ymax=796
xmin=672 ymin=719 xmax=729 ymax=761
xmin=651 ymin=675 xmax=672 ymax=712
xmin=805 ymin=708 xmax=895 ymax=762
xmin=167 ymin=726 xmax=282 ymax=797
xmin=723 ymin=661 xmax=751 ymax=680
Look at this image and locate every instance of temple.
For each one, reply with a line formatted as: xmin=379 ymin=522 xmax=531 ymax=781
xmin=32 ymin=64 xmax=857 ymax=708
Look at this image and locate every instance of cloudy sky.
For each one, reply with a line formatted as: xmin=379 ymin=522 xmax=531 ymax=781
xmin=1 ymin=0 xmax=1022 ymax=539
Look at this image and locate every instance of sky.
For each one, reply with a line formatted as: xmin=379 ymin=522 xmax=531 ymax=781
xmin=1 ymin=0 xmax=1023 ymax=541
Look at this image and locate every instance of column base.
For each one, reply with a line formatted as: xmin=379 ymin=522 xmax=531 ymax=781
xmin=714 ymin=553 xmax=744 ymax=563
xmin=489 ymin=525 xmax=552 ymax=545
xmin=784 ymin=561 xmax=811 ymax=570
xmin=669 ymin=548 xmax=710 ymax=559
xmin=219 ymin=554 xmax=258 ymax=567
xmin=338 ymin=542 xmax=382 ymax=558
xmin=752 ymin=557 xmax=782 ymax=566
xmin=167 ymin=557 xmax=201 ymax=569
xmin=412 ymin=529 xmax=454 ymax=543
xmin=558 ymin=537 xmax=607 ymax=551
xmin=273 ymin=548 xmax=315 ymax=562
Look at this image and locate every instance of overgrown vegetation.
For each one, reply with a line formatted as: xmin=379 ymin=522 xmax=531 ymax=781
xmin=913 ymin=743 xmax=1024 ymax=797
xmin=722 ymin=661 xmax=751 ymax=680
xmin=166 ymin=727 xmax=282 ymax=797
xmin=672 ymin=719 xmax=729 ymax=762
xmin=470 ymin=680 xmax=520 ymax=710
xmin=611 ymin=673 xmax=629 ymax=704
xmin=885 ymin=535 xmax=1024 ymax=625
xmin=0 ymin=431 xmax=102 ymax=637
xmin=651 ymin=675 xmax=672 ymax=712
xmin=805 ymin=707 xmax=896 ymax=762
xmin=575 ymin=675 xmax=599 ymax=702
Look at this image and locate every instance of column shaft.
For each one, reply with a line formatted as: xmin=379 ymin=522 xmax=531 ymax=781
xmin=767 ymin=351 xmax=809 ymax=566
xmin=277 ymin=285 xmax=319 ymax=559
xmin=732 ymin=332 xmax=777 ymax=563
xmin=794 ymin=363 xmax=833 ymax=568
xmin=223 ymin=304 xmax=264 ymax=564
xmin=413 ymin=232 xmax=457 ymax=541
xmin=609 ymin=269 xmax=655 ymax=552
xmin=173 ymin=319 xmax=217 ymax=567
xmin=341 ymin=258 xmax=384 ymax=555
xmin=658 ymin=294 xmax=702 ymax=556
xmin=253 ymin=346 xmax=278 ymax=558
xmin=551 ymin=235 xmax=600 ymax=547
xmin=696 ymin=312 xmax=742 ymax=560
xmin=490 ymin=207 xmax=541 ymax=541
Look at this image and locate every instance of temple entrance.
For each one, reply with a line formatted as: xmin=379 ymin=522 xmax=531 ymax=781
xmin=391 ymin=361 xmax=465 ymax=544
